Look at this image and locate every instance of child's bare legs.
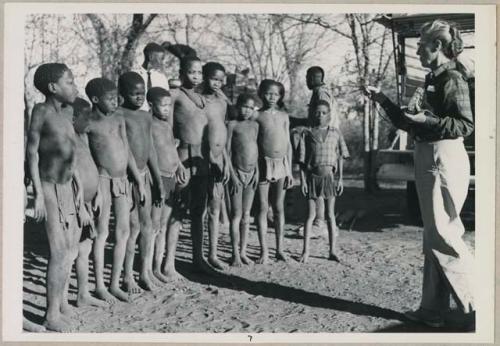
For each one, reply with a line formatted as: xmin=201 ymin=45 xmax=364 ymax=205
xmin=41 ymin=182 xmax=75 ymax=332
xmin=152 ymin=203 xmax=171 ymax=283
xmin=125 ymin=206 xmax=142 ymax=292
xmin=208 ymin=192 xmax=224 ymax=270
xmin=256 ymin=182 xmax=270 ymax=264
xmin=271 ymin=179 xmax=287 ymax=261
xmin=189 ymin=177 xmax=215 ymax=273
xmin=76 ymin=239 xmax=108 ymax=307
xmin=93 ymin=187 xmax=116 ymax=303
xmin=229 ymin=188 xmax=243 ymax=267
xmin=300 ymin=198 xmax=317 ymax=263
xmin=162 ymin=213 xmax=182 ymax=280
xmin=326 ymin=197 xmax=340 ymax=262
xmin=314 ymin=198 xmax=325 ymax=228
xmin=220 ymin=198 xmax=230 ymax=229
xmin=125 ymin=185 xmax=155 ymax=292
xmin=240 ymin=186 xmax=256 ymax=264
xmin=61 ymin=243 xmax=79 ymax=318
xmin=138 ymin=186 xmax=157 ymax=287
xmin=109 ymin=196 xmax=132 ymax=300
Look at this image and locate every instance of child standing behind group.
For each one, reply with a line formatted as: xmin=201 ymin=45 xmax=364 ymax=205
xmin=298 ymin=100 xmax=349 ymax=263
xmin=148 ymin=87 xmax=187 ymax=281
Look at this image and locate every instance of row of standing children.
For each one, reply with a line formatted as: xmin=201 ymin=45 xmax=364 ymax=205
xmin=25 ymin=56 xmax=349 ymax=332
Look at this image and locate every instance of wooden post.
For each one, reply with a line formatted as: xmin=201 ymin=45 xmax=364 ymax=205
xmin=363 ymin=96 xmax=371 ymax=192
xmin=370 ymin=99 xmax=380 ymax=191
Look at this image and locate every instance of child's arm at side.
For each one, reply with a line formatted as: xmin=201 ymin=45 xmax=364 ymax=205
xmin=336 ymin=131 xmax=349 ymax=196
xmin=120 ymin=118 xmax=145 ymax=203
xmin=284 ymin=114 xmax=293 ymax=189
xmin=72 ymin=169 xmax=92 ymax=226
xmin=297 ymin=129 xmax=308 ymax=196
xmin=147 ymin=125 xmax=164 ymax=207
xmin=26 ymin=104 xmax=46 ymax=222
xmin=336 ymin=157 xmax=344 ymax=196
xmin=225 ymin=122 xmax=239 ymax=195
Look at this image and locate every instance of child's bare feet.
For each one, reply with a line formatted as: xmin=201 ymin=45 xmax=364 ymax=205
xmin=240 ymin=253 xmax=253 ymax=265
xmin=208 ymin=256 xmax=225 ymax=270
xmin=328 ymin=253 xmax=341 ymax=263
xmin=77 ymin=294 xmax=109 ymax=308
xmin=138 ymin=274 xmax=155 ymax=291
xmin=95 ymin=287 xmax=118 ymax=304
xmin=110 ymin=285 xmax=131 ymax=302
xmin=60 ymin=302 xmax=76 ymax=318
xmin=163 ymin=267 xmax=183 ymax=281
xmin=149 ymin=271 xmax=164 ymax=287
xmin=275 ymin=251 xmax=288 ymax=262
xmin=256 ymin=252 xmax=269 ymax=265
xmin=44 ymin=316 xmax=74 ymax=332
xmin=298 ymin=252 xmax=309 ymax=263
xmin=124 ymin=277 xmax=144 ymax=294
xmin=230 ymin=256 xmax=243 ymax=267
xmin=153 ymin=269 xmax=170 ymax=283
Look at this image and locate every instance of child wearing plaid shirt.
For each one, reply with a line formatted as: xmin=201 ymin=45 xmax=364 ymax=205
xmin=298 ymin=100 xmax=349 ymax=263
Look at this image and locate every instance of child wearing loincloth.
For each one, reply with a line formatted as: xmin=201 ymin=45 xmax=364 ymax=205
xmin=118 ymin=72 xmax=164 ymax=292
xmin=201 ymin=62 xmax=231 ymax=270
xmin=170 ymin=56 xmax=217 ymax=274
xmin=255 ymin=80 xmax=293 ymax=264
xmin=71 ymin=97 xmax=109 ymax=308
xmin=226 ymin=93 xmax=260 ymax=266
xmin=27 ymin=63 xmax=86 ymax=331
xmin=148 ymin=87 xmax=188 ymax=282
xmin=297 ymin=100 xmax=349 ymax=263
xmin=81 ymin=78 xmax=145 ymax=302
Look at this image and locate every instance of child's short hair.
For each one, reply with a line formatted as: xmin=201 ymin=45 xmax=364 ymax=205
xmin=85 ymin=78 xmax=116 ymax=101
xmin=118 ymin=72 xmax=144 ymax=96
xmin=33 ymin=63 xmax=70 ymax=96
xmin=202 ymin=62 xmax=225 ymax=80
xmin=72 ymin=97 xmax=91 ymax=114
xmin=180 ymin=56 xmax=201 ymax=74
xmin=236 ymin=93 xmax=256 ymax=108
xmin=306 ymin=66 xmax=325 ymax=80
xmin=315 ymin=100 xmax=331 ymax=111
xmin=147 ymin=87 xmax=171 ymax=104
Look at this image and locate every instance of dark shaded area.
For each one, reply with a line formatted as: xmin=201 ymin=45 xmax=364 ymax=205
xmin=375 ymin=322 xmax=473 ymax=333
xmin=24 ymin=310 xmax=45 ymax=326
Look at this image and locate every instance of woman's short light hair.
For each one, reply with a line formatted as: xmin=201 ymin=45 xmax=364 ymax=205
xmin=420 ymin=19 xmax=464 ymax=59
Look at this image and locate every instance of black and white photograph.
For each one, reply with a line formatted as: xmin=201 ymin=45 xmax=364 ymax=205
xmin=2 ymin=2 xmax=496 ymax=343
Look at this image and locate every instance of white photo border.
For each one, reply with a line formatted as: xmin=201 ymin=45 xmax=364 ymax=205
xmin=3 ymin=2 xmax=496 ymax=343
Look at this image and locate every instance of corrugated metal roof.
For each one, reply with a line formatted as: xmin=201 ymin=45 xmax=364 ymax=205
xmin=374 ymin=13 xmax=475 ymax=37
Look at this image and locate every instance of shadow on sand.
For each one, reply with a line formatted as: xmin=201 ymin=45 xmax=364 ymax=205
xmin=175 ymin=260 xmax=405 ymax=323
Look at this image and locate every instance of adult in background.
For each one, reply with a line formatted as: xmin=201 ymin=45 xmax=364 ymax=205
xmin=138 ymin=43 xmax=169 ymax=111
xmin=365 ymin=20 xmax=475 ymax=329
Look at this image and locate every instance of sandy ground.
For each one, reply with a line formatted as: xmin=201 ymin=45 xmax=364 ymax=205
xmin=23 ymin=177 xmax=475 ymax=333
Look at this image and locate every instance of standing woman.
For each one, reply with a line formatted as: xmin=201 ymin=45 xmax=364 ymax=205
xmin=365 ymin=20 xmax=474 ymax=328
